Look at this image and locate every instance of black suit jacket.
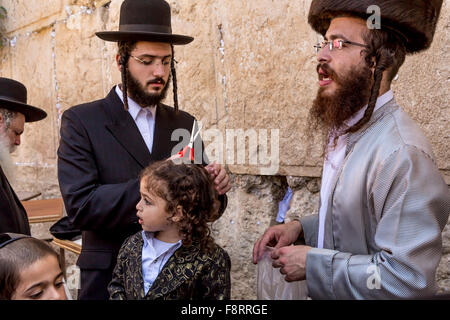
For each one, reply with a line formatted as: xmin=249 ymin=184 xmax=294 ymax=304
xmin=57 ymin=87 xmax=226 ymax=299
xmin=0 ymin=165 xmax=31 ymax=235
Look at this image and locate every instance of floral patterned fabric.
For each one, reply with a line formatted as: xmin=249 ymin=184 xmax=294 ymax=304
xmin=108 ymin=232 xmax=231 ymax=300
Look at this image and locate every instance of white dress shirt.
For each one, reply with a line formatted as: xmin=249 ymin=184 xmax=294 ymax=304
xmin=317 ymin=90 xmax=394 ymax=248
xmin=141 ymin=231 xmax=182 ymax=295
xmin=115 ymin=85 xmax=156 ymax=153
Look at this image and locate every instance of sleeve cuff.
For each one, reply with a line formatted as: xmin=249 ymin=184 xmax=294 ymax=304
xmin=305 ymin=247 xmax=339 ymax=299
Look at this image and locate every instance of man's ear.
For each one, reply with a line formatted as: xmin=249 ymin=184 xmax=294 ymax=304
xmin=172 ymin=205 xmax=184 ymax=223
xmin=115 ymin=54 xmax=122 ymax=72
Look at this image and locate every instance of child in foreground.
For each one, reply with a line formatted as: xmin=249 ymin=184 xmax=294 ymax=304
xmin=0 ymin=233 xmax=67 ymax=300
xmin=108 ymin=161 xmax=231 ymax=300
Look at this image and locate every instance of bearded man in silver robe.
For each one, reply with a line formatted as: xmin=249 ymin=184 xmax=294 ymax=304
xmin=254 ymin=0 xmax=450 ymax=299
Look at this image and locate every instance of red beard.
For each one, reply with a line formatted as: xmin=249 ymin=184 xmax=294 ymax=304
xmin=308 ymin=62 xmax=373 ymax=141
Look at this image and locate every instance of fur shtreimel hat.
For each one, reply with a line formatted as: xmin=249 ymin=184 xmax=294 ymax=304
xmin=308 ymin=0 xmax=443 ymax=53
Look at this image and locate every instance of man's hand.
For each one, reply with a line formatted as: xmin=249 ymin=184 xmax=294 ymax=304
xmin=253 ymin=220 xmax=303 ymax=264
xmin=271 ymin=245 xmax=312 ymax=282
xmin=205 ymin=162 xmax=231 ymax=195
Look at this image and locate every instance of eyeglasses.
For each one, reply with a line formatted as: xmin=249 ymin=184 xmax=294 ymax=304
xmin=130 ymin=55 xmax=174 ymax=67
xmin=0 ymin=233 xmax=30 ymax=249
xmin=314 ymin=39 xmax=368 ymax=53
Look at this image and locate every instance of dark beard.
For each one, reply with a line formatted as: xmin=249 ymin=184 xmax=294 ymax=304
xmin=0 ymin=128 xmax=15 ymax=183
xmin=126 ymin=69 xmax=171 ymax=107
xmin=307 ymin=62 xmax=373 ymax=150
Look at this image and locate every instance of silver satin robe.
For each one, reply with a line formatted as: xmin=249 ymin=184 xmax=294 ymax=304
xmin=299 ymin=98 xmax=450 ymax=299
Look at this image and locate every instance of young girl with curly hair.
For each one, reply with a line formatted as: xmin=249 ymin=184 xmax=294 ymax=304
xmin=108 ymin=161 xmax=231 ymax=300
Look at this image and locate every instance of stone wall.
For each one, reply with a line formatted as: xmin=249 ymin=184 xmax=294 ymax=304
xmin=0 ymin=0 xmax=448 ymax=299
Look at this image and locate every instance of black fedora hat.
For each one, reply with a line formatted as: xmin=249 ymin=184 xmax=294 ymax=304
xmin=96 ymin=0 xmax=193 ymax=45
xmin=0 ymin=78 xmax=47 ymax=123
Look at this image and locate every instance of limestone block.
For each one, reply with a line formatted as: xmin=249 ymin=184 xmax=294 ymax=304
xmin=7 ymin=27 xmax=59 ymax=196
xmin=0 ymin=44 xmax=12 ymax=76
xmin=1 ymin=0 xmax=64 ymax=33
xmin=212 ymin=174 xmax=286 ymax=299
xmin=11 ymin=165 xmax=60 ymax=199
xmin=54 ymin=6 xmax=111 ymax=113
xmin=437 ymin=254 xmax=450 ymax=293
xmin=67 ymin=0 xmax=111 ymax=8
xmin=393 ymin=0 xmax=449 ymax=175
xmin=167 ymin=0 xmax=222 ymax=130
xmin=285 ymin=177 xmax=320 ymax=222
xmin=435 ymin=218 xmax=449 ymax=292
xmin=286 ymin=176 xmax=309 ymax=191
xmin=211 ymin=0 xmax=323 ymax=176
xmin=442 ymin=222 xmax=450 ymax=255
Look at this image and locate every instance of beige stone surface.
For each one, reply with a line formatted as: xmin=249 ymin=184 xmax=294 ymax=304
xmin=1 ymin=0 xmax=447 ymax=179
xmin=54 ymin=7 xmax=109 ymax=112
xmin=212 ymin=174 xmax=287 ymax=299
xmin=1 ymin=0 xmax=64 ymax=34
xmin=0 ymin=0 xmax=448 ymax=299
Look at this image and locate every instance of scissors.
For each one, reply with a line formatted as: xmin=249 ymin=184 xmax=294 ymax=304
xmin=175 ymin=120 xmax=203 ymax=161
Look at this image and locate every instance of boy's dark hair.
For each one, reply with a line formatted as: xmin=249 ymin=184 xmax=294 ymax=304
xmin=140 ymin=161 xmax=221 ymax=253
xmin=0 ymin=237 xmax=60 ymax=300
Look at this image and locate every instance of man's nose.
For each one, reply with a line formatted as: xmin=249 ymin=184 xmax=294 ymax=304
xmin=152 ymin=61 xmax=166 ymax=78
xmin=15 ymin=135 xmax=20 ymax=146
xmin=317 ymin=46 xmax=331 ymax=64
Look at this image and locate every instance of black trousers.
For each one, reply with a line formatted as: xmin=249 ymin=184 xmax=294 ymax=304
xmin=78 ymin=268 xmax=114 ymax=300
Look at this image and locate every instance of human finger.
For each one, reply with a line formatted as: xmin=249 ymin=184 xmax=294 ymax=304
xmin=252 ymin=238 xmax=262 ymax=264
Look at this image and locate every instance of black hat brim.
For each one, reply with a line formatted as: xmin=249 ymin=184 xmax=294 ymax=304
xmin=96 ymin=31 xmax=194 ymax=45
xmin=0 ymin=97 xmax=47 ymax=122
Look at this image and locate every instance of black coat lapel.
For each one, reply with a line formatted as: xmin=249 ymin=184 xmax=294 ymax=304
xmin=151 ymin=104 xmax=175 ymax=162
xmin=103 ymin=88 xmax=151 ymax=169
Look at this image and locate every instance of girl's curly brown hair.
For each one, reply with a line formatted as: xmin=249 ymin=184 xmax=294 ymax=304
xmin=140 ymin=161 xmax=221 ymax=253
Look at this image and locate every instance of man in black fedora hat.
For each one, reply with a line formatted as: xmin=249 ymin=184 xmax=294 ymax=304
xmin=254 ymin=0 xmax=449 ymax=299
xmin=57 ymin=0 xmax=231 ymax=300
xmin=0 ymin=77 xmax=47 ymax=235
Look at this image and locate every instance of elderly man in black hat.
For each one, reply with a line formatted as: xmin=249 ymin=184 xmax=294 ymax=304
xmin=254 ymin=0 xmax=450 ymax=299
xmin=0 ymin=77 xmax=47 ymax=235
xmin=57 ymin=0 xmax=231 ymax=300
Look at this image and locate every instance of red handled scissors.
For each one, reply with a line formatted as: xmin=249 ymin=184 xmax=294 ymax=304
xmin=176 ymin=120 xmax=203 ymax=161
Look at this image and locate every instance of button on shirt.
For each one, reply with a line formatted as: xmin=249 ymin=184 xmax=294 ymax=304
xmin=115 ymin=85 xmax=156 ymax=153
xmin=141 ymin=231 xmax=182 ymax=295
xmin=317 ymin=90 xmax=394 ymax=248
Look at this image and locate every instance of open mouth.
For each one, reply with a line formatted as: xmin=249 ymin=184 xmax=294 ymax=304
xmin=148 ymin=79 xmax=165 ymax=88
xmin=318 ymin=68 xmax=333 ymax=86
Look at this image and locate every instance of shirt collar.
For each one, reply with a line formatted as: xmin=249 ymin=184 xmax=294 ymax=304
xmin=141 ymin=231 xmax=182 ymax=249
xmin=115 ymin=85 xmax=156 ymax=121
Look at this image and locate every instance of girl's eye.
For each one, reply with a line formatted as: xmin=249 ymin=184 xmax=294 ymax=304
xmin=29 ymin=291 xmax=43 ymax=299
xmin=144 ymin=199 xmax=152 ymax=205
xmin=55 ymin=281 xmax=64 ymax=288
